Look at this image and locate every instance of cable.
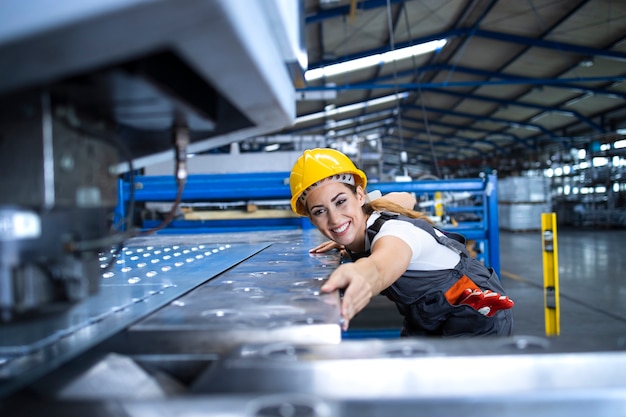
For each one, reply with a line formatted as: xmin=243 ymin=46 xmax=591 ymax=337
xmin=57 ymin=112 xmax=189 ymax=265
xmin=384 ymin=0 xmax=407 ymax=171
xmin=138 ymin=124 xmax=189 ymax=236
xmin=401 ymin=2 xmax=441 ymax=178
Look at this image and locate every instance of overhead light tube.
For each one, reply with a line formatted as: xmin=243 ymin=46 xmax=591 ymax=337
xmin=294 ymin=92 xmax=408 ymax=124
xmin=305 ymin=39 xmax=447 ymax=81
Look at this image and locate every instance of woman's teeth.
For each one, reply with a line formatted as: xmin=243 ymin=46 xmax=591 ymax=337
xmin=332 ymin=223 xmax=349 ymax=233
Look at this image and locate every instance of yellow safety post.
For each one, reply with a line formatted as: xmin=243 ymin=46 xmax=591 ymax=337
xmin=434 ymin=191 xmax=444 ymax=218
xmin=541 ymin=212 xmax=560 ymax=336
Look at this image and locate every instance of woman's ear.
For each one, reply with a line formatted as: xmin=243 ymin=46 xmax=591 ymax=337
xmin=356 ymin=185 xmax=366 ymax=206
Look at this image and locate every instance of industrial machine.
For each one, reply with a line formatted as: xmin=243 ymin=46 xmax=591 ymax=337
xmin=1 ymin=2 xmax=625 ymax=416
xmin=0 ymin=0 xmax=304 ymax=321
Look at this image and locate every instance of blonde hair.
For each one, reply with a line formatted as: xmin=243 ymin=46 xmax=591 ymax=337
xmin=365 ymin=199 xmax=434 ymax=224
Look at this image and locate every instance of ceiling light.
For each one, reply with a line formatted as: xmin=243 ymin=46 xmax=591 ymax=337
xmin=263 ymin=143 xmax=280 ymax=152
xmin=304 ymin=39 xmax=447 ymax=81
xmin=294 ymin=92 xmax=408 ymax=124
xmin=578 ymin=57 xmax=594 ymax=67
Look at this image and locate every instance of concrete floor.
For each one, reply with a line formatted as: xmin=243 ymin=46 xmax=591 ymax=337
xmin=349 ymin=227 xmax=626 ymax=351
xmin=499 ymin=227 xmax=626 ymax=350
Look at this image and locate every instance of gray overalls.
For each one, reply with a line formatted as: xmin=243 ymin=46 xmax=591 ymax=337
xmin=348 ymin=212 xmax=514 ymax=337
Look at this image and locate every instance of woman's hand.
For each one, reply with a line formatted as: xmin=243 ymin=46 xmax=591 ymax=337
xmin=309 ymin=240 xmax=345 ymax=254
xmin=320 ymin=260 xmax=378 ymax=330
xmin=320 ymin=236 xmax=412 ymax=330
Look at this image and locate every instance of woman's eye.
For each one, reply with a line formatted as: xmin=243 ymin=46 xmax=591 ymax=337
xmin=312 ymin=208 xmax=326 ymax=216
xmin=336 ymin=198 xmax=347 ymax=206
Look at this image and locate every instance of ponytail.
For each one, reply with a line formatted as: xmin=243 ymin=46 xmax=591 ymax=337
xmin=364 ymin=199 xmax=434 ymax=224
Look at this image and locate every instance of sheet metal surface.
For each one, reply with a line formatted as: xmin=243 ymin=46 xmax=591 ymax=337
xmin=6 ymin=392 xmax=625 ymax=417
xmin=125 ymin=232 xmax=342 ymax=354
xmin=191 ymin=337 xmax=626 ymax=399
xmin=0 ymin=239 xmax=268 ymax=397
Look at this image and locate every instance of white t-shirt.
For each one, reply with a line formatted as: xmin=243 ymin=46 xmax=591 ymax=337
xmin=366 ymin=212 xmax=460 ymax=271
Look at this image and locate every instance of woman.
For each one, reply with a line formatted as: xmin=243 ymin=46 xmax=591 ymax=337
xmin=290 ymin=148 xmax=513 ymax=337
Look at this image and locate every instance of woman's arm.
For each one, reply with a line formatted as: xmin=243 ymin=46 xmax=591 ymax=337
xmin=381 ymin=191 xmax=417 ymax=210
xmin=320 ymin=235 xmax=412 ymax=330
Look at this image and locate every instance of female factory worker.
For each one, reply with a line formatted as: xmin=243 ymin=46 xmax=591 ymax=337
xmin=289 ymin=148 xmax=514 ymax=337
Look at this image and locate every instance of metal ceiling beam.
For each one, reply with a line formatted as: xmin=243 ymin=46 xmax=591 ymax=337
xmin=384 ymin=136 xmax=483 ymax=157
xmin=469 ymin=28 xmax=626 ymax=63
xmin=404 ymin=103 xmax=559 ymax=139
xmin=305 ymin=29 xmax=626 ymax=72
xmin=425 ymin=64 xmax=626 ymax=101
xmin=300 ymin=76 xmax=625 ymax=92
xmin=343 ymin=62 xmax=626 ymax=102
xmin=401 ymin=115 xmax=531 ymax=150
xmin=422 ymin=88 xmax=604 ymax=133
xmin=395 ymin=125 xmax=508 ymax=155
xmin=285 ymin=103 xmax=534 ymax=150
xmin=305 ymin=0 xmax=407 ymax=24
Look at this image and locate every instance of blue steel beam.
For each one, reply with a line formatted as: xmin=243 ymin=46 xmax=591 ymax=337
xmin=305 ymin=0 xmax=407 ymax=25
xmin=390 ymin=125 xmax=508 ymax=155
xmin=425 ymin=64 xmax=626 ymax=101
xmin=370 ymin=177 xmax=487 ymax=193
xmin=404 ymin=103 xmax=558 ymax=139
xmin=298 ymin=80 xmax=609 ymax=132
xmin=383 ymin=136 xmax=484 ymax=157
xmin=422 ymin=88 xmax=604 ymax=133
xmin=472 ymin=28 xmax=626 ymax=63
xmin=286 ymin=103 xmax=532 ymax=151
xmin=125 ymin=173 xmax=292 ymax=202
xmin=401 ymin=115 xmax=533 ymax=149
xmin=308 ymin=63 xmax=626 ymax=101
xmin=305 ymin=28 xmax=626 ymax=71
xmin=299 ymin=76 xmax=626 ymax=92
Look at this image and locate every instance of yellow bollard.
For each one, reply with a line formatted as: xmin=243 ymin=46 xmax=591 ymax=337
xmin=541 ymin=213 xmax=560 ymax=336
xmin=434 ymin=191 xmax=444 ymax=218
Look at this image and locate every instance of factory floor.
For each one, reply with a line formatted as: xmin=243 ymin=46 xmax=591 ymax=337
xmin=349 ymin=226 xmax=626 ymax=351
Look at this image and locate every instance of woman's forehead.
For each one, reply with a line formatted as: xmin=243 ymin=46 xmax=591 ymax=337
xmin=306 ymin=181 xmax=350 ymax=203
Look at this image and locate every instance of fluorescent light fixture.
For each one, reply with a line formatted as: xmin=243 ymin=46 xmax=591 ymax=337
xmin=615 ymin=139 xmax=626 ymax=149
xmin=305 ymin=39 xmax=447 ymax=81
xmin=592 ymin=157 xmax=608 ymax=167
xmin=295 ymin=92 xmax=409 ymax=124
xmin=263 ymin=143 xmax=280 ymax=152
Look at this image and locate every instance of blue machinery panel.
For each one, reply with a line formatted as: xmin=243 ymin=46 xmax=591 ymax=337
xmin=117 ymin=173 xmax=500 ymax=275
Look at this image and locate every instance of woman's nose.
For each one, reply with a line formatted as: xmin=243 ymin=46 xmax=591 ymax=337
xmin=327 ymin=207 xmax=340 ymax=223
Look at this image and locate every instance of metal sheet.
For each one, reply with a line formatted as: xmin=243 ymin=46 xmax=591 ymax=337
xmin=191 ymin=337 xmax=626 ymax=399
xmin=4 ymin=392 xmax=626 ymax=417
xmin=125 ymin=237 xmax=342 ymax=355
xmin=0 ymin=239 xmax=268 ymax=397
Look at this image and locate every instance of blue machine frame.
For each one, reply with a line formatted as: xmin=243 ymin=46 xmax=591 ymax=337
xmin=116 ymin=173 xmax=500 ymax=276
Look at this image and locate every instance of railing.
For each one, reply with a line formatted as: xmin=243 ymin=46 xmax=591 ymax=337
xmin=116 ymin=173 xmax=500 ymax=275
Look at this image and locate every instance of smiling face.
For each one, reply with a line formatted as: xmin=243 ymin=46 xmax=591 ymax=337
xmin=305 ymin=181 xmax=367 ymax=251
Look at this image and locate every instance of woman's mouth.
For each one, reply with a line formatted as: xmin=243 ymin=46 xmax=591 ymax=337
xmin=331 ymin=222 xmax=350 ymax=235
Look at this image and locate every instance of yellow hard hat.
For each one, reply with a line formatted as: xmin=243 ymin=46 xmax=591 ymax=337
xmin=289 ymin=148 xmax=367 ymax=216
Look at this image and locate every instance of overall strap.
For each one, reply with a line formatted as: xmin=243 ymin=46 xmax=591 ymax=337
xmin=377 ymin=212 xmax=467 ymax=257
xmin=346 ymin=212 xmax=398 ymax=260
xmin=347 ymin=211 xmax=469 ymax=260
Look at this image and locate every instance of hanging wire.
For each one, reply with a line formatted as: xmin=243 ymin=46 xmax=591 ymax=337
xmin=384 ymin=0 xmax=407 ymax=173
xmin=401 ymin=1 xmax=441 ymax=178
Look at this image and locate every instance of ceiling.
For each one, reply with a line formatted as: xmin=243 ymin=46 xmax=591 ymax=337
xmin=268 ymin=0 xmax=626 ymax=179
